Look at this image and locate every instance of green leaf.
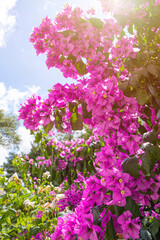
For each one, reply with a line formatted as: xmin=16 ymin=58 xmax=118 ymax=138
xmin=118 ymin=81 xmax=129 ymax=92
xmin=1 ymin=233 xmax=10 ymax=238
xmin=82 ymin=102 xmax=92 ymax=119
xmin=142 ymin=129 xmax=158 ymax=145
xmin=125 ymin=197 xmax=141 ymax=218
xmin=43 ymin=121 xmax=54 ymax=133
xmin=54 ymin=110 xmax=63 ymax=132
xmin=140 ymin=229 xmax=152 ymax=240
xmin=92 ymin=207 xmax=100 ymax=225
xmin=141 ymin=144 xmax=160 ymax=176
xmin=70 ymin=113 xmax=83 ymax=130
xmin=29 ymin=227 xmax=40 ymax=238
xmin=144 ymin=106 xmax=152 ymax=118
xmin=115 ymin=15 xmax=126 ymax=28
xmin=32 ymin=163 xmax=37 ymax=175
xmin=136 ymin=88 xmax=150 ymax=105
xmin=119 ymin=81 xmax=136 ymax=97
xmin=138 ymin=125 xmax=147 ymax=135
xmin=42 ymin=212 xmax=47 ymax=223
xmin=122 ymin=156 xmax=140 ymax=179
xmin=113 ymin=205 xmax=124 ymax=217
xmin=129 ymin=74 xmax=140 ymax=88
xmin=37 ymin=165 xmax=44 ymax=179
xmin=35 ymin=131 xmax=42 ymax=143
xmin=105 ymin=217 xmax=116 ymax=240
xmin=67 ymin=54 xmax=76 ymax=64
xmin=61 ymin=30 xmax=71 ymax=38
xmin=75 ymin=60 xmax=88 ymax=75
xmin=59 ymin=55 xmax=65 ymax=63
xmin=46 ymin=145 xmax=52 ymax=156
xmin=149 ymin=15 xmax=160 ymax=28
xmin=147 ymin=64 xmax=159 ymax=76
xmin=150 ymin=218 xmax=160 ymax=239
xmin=128 ymin=24 xmax=133 ymax=35
xmin=0 ymin=209 xmax=14 ymax=224
xmin=88 ymin=18 xmax=104 ymax=29
xmin=118 ymin=29 xmax=125 ymax=40
xmin=69 ymin=102 xmax=78 ymax=113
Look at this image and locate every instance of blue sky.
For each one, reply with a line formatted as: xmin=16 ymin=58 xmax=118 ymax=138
xmin=0 ymin=0 xmax=102 ymax=164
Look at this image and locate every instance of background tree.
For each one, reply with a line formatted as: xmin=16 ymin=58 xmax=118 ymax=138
xmin=2 ymin=152 xmax=19 ymax=178
xmin=0 ymin=109 xmax=21 ymax=148
xmin=2 ymin=141 xmax=43 ymax=178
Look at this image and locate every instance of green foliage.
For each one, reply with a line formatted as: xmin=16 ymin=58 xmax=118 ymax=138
xmin=0 ymin=169 xmax=59 ymax=239
xmin=0 ymin=110 xmax=21 ymax=147
xmin=105 ymin=217 xmax=116 ymax=240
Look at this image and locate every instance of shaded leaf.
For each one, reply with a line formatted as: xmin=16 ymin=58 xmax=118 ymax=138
xmin=35 ymin=132 xmax=42 ymax=143
xmin=115 ymin=15 xmax=126 ymax=27
xmin=129 ymin=74 xmax=140 ymax=88
xmin=59 ymin=55 xmax=65 ymax=64
xmin=82 ymin=102 xmax=92 ymax=119
xmin=105 ymin=217 xmax=116 ymax=240
xmin=119 ymin=82 xmax=136 ymax=97
xmin=140 ymin=229 xmax=152 ymax=240
xmin=118 ymin=81 xmax=129 ymax=92
xmin=54 ymin=110 xmax=63 ymax=132
xmin=148 ymin=82 xmax=156 ymax=97
xmin=142 ymin=67 xmax=149 ymax=78
xmin=75 ymin=60 xmax=88 ymax=75
xmin=147 ymin=64 xmax=159 ymax=76
xmin=128 ymin=24 xmax=133 ymax=35
xmin=118 ymin=29 xmax=125 ymax=40
xmin=113 ymin=205 xmax=124 ymax=217
xmin=141 ymin=144 xmax=160 ymax=176
xmin=157 ymin=109 xmax=160 ymax=120
xmin=92 ymin=207 xmax=100 ymax=225
xmin=43 ymin=121 xmax=54 ymax=133
xmin=149 ymin=15 xmax=160 ymax=28
xmin=122 ymin=156 xmax=140 ymax=179
xmin=69 ymin=102 xmax=78 ymax=113
xmin=138 ymin=125 xmax=147 ymax=134
xmin=67 ymin=54 xmax=76 ymax=64
xmin=136 ymin=88 xmax=150 ymax=105
xmin=142 ymin=129 xmax=158 ymax=145
xmin=125 ymin=197 xmax=141 ymax=218
xmin=150 ymin=218 xmax=160 ymax=239
xmin=70 ymin=113 xmax=83 ymax=130
xmin=144 ymin=106 xmax=152 ymax=118
xmin=89 ymin=18 xmax=104 ymax=29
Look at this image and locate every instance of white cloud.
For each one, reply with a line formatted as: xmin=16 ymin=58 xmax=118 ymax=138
xmin=0 ymin=0 xmax=18 ymax=47
xmin=0 ymin=82 xmax=40 ymax=115
xmin=0 ymin=82 xmax=40 ymax=164
xmin=25 ymin=85 xmax=41 ymax=95
xmin=0 ymin=82 xmax=6 ymax=97
xmin=43 ymin=0 xmax=56 ymax=11
xmin=17 ymin=126 xmax=34 ymax=155
xmin=0 ymin=146 xmax=9 ymax=166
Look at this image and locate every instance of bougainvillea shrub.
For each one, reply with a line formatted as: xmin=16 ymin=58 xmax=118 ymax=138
xmin=2 ymin=0 xmax=160 ymax=239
